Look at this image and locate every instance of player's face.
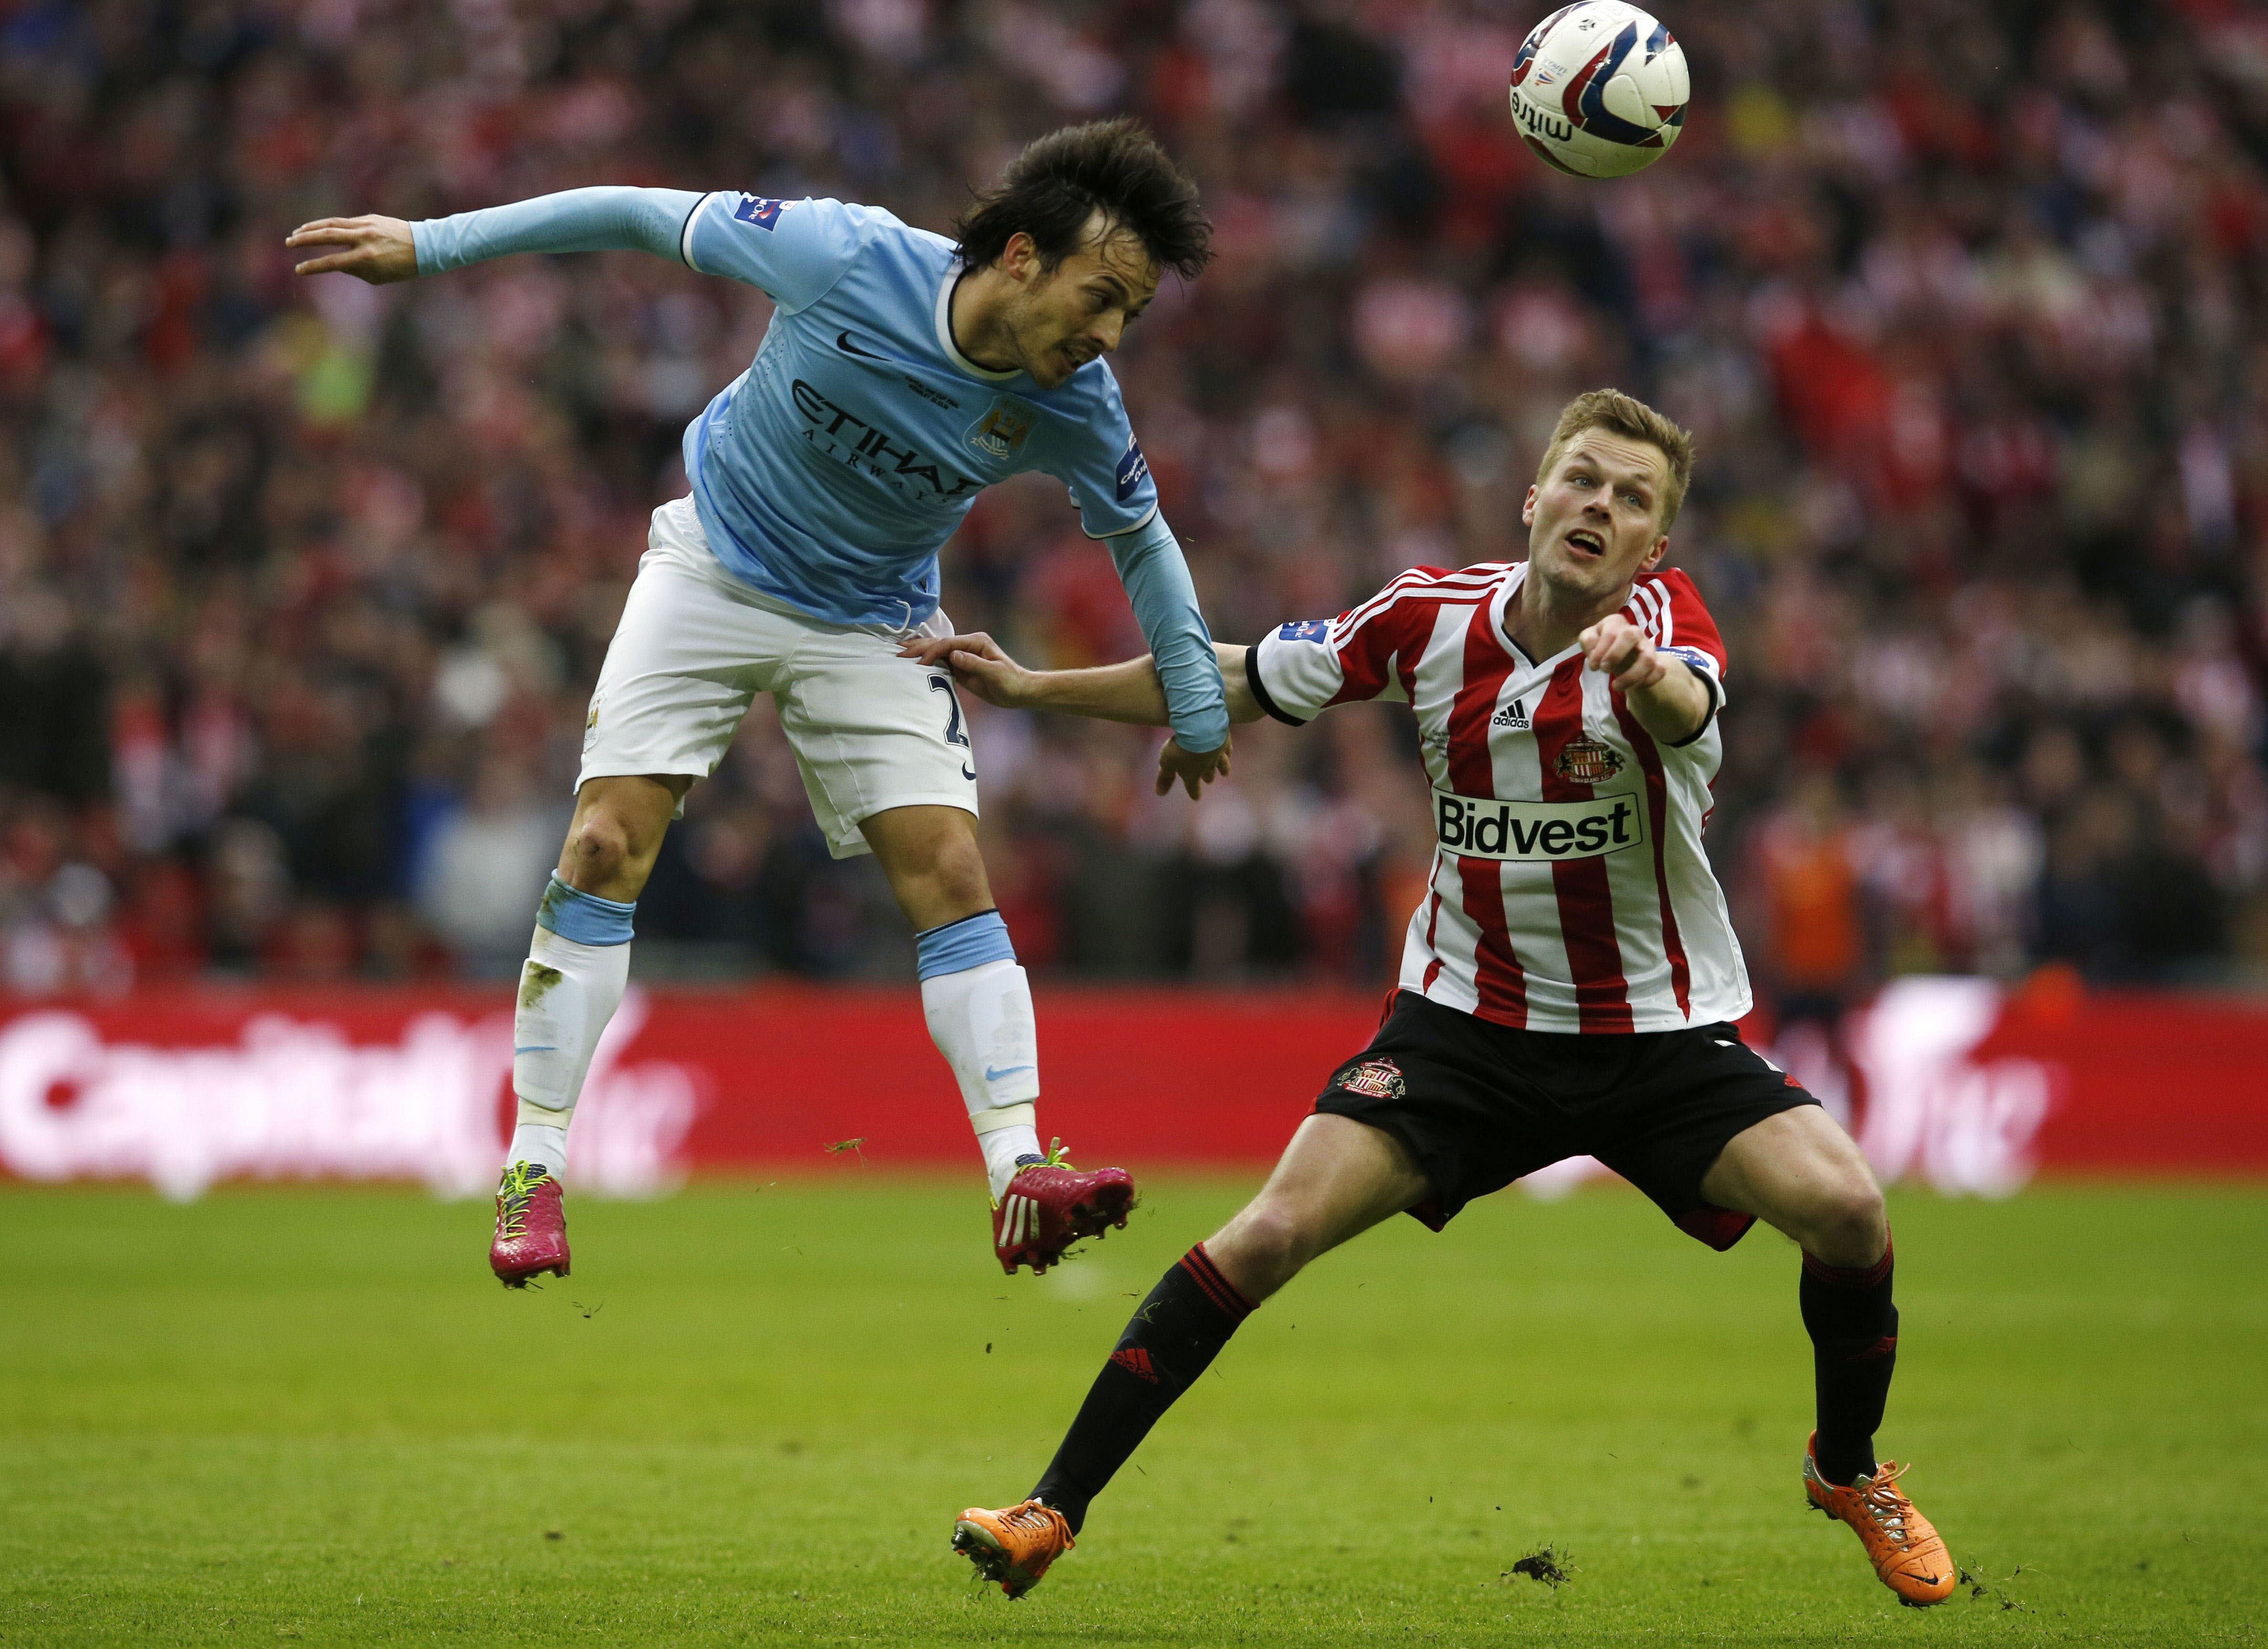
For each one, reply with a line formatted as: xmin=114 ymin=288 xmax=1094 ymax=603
xmin=1521 ymin=433 xmax=1671 ymax=601
xmin=998 ymin=218 xmax=1160 ymax=388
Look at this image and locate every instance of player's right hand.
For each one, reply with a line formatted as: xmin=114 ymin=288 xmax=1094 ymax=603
xmin=1155 ymin=734 xmax=1230 ymax=799
xmin=898 ymin=631 xmax=1034 ymax=709
xmin=286 ymin=216 xmax=420 ymax=283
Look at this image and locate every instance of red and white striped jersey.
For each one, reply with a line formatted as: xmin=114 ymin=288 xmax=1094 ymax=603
xmin=1248 ymin=561 xmax=1750 ymax=1033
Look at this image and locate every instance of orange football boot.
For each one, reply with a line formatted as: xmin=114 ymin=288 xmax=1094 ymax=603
xmin=952 ymin=1499 xmax=1075 ymax=1598
xmin=1804 ymin=1431 xmax=1955 ymax=1606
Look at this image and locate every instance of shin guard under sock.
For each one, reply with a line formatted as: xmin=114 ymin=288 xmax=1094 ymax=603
xmin=508 ymin=877 xmax=635 ymax=1183
xmin=1030 ymin=1245 xmax=1255 ymax=1533
xmin=915 ymin=911 xmax=1042 ymax=1198
xmin=1800 ymin=1237 xmax=1898 ymax=1486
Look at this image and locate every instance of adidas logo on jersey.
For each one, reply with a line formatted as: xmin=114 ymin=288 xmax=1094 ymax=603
xmin=1491 ymin=698 xmax=1531 ymax=730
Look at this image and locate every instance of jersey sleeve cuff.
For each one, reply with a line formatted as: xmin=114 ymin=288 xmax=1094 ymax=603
xmin=1081 ymin=501 xmax=1160 ymax=540
xmin=677 ymin=191 xmax=713 ymax=271
xmin=1663 ymin=664 xmax=1720 ymax=748
xmin=1246 ymin=645 xmax=1309 ymax=728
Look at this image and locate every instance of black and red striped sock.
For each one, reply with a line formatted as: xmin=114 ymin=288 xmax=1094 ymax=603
xmin=1029 ymin=1244 xmax=1256 ymax=1533
xmin=1800 ymin=1236 xmax=1898 ymax=1487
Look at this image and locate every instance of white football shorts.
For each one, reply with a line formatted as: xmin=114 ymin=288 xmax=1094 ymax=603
xmin=577 ymin=496 xmax=979 ymax=858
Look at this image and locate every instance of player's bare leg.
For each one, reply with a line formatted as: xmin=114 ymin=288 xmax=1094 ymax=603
xmin=860 ymin=803 xmax=997 ymax=935
xmin=491 ymin=774 xmax=685 ymax=1287
xmin=863 ymin=804 xmax=1134 ymax=1272
xmin=1199 ymin=1113 xmax=1431 ymax=1301
xmin=1702 ymin=1107 xmax=1953 ymax=1605
xmin=1702 ymin=1105 xmax=1885 ymax=1266
xmin=955 ymin=1115 xmax=1426 ymax=1593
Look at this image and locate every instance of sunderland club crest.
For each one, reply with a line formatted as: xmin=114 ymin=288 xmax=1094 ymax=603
xmin=1555 ymin=734 xmax=1624 ymax=784
xmin=1337 ymin=1058 xmax=1407 ymax=1101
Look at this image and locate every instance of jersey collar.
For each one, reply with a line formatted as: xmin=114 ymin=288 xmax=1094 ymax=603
xmin=1491 ymin=562 xmax=1585 ymax=674
xmin=934 ymin=269 xmax=1021 ymax=383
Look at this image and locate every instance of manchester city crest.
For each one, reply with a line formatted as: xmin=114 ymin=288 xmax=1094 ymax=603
xmin=965 ymin=400 xmax=1035 ymax=460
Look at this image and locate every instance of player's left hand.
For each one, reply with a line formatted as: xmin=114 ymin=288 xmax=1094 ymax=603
xmin=1155 ymin=735 xmax=1230 ymax=800
xmin=1578 ymin=613 xmax=1668 ymax=693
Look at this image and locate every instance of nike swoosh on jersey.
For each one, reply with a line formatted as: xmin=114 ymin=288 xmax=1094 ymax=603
xmin=984 ymin=1065 xmax=1032 ymax=1082
xmin=836 ymin=330 xmax=887 ymax=360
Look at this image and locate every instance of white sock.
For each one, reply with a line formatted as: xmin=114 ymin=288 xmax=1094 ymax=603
xmin=507 ymin=919 xmax=631 ymax=1185
xmin=978 ymin=1120 xmax=1043 ymax=1195
xmin=508 ymin=1115 xmax=570 ymax=1179
xmin=921 ymin=957 xmax=1044 ymax=1199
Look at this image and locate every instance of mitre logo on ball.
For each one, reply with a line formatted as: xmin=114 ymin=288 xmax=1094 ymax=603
xmin=1509 ymin=1 xmax=1689 ymax=179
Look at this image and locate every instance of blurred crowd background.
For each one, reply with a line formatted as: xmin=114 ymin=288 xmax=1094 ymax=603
xmin=3 ymin=0 xmax=2267 ymax=1013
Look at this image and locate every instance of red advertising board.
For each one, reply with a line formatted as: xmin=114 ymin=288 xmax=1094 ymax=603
xmin=0 ymin=978 xmax=2261 ymax=1198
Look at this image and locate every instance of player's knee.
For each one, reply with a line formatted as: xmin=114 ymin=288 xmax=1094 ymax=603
xmin=561 ymin=813 xmax=633 ymax=887
xmin=1809 ymin=1174 xmax=1887 ymax=1265
xmin=933 ymin=838 xmax=989 ymax=910
xmin=1218 ymin=1200 xmax=1323 ymax=1294
xmin=890 ymin=821 xmax=991 ymax=918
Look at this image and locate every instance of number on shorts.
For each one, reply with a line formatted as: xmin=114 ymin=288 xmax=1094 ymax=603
xmin=929 ymin=676 xmax=976 ymax=779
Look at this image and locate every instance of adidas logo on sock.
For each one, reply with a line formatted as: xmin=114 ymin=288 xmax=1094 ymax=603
xmin=1109 ymin=1346 xmax=1159 ymax=1385
xmin=1491 ymin=698 xmax=1531 ymax=730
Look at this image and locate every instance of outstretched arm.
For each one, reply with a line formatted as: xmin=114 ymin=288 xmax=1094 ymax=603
xmin=288 ymin=186 xmax=706 ymax=283
xmin=905 ymin=635 xmax=1263 ymax=726
xmin=899 ymin=634 xmax=1267 ymax=798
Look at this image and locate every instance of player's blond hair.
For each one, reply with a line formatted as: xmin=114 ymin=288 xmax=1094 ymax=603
xmin=1535 ymin=388 xmax=1696 ymax=529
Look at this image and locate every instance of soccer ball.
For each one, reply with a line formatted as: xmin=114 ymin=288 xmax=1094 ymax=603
xmin=1508 ymin=2 xmax=1689 ymax=179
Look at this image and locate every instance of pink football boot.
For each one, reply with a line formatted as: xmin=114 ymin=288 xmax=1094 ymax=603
xmin=993 ymin=1141 xmax=1136 ymax=1275
xmin=490 ymin=1161 xmax=570 ymax=1287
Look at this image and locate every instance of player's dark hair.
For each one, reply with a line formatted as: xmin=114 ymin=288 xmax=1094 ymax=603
xmin=954 ymin=118 xmax=1211 ymax=282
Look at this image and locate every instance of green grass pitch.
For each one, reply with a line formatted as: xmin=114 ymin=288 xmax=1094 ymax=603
xmin=1 ymin=1176 xmax=2262 ymax=1646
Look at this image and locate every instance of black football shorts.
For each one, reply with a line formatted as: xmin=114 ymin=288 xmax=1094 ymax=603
xmin=1313 ymin=990 xmax=1821 ymax=1250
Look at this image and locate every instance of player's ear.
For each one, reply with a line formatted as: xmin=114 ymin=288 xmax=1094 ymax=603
xmin=1000 ymin=230 xmax=1039 ymax=284
xmin=1639 ymin=533 xmax=1668 ymax=573
xmin=1520 ymin=484 xmax=1537 ymax=527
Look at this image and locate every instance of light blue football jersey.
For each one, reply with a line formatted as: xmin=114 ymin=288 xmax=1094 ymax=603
xmin=410 ymin=185 xmax=1224 ymax=749
xmin=677 ymin=192 xmax=1157 ymax=628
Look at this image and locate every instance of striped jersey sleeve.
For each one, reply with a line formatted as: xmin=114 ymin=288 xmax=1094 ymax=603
xmin=1249 ymin=564 xmax=1507 ymax=725
xmin=1624 ymin=566 xmax=1725 ymax=690
xmin=1620 ymin=567 xmax=1727 ymax=748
